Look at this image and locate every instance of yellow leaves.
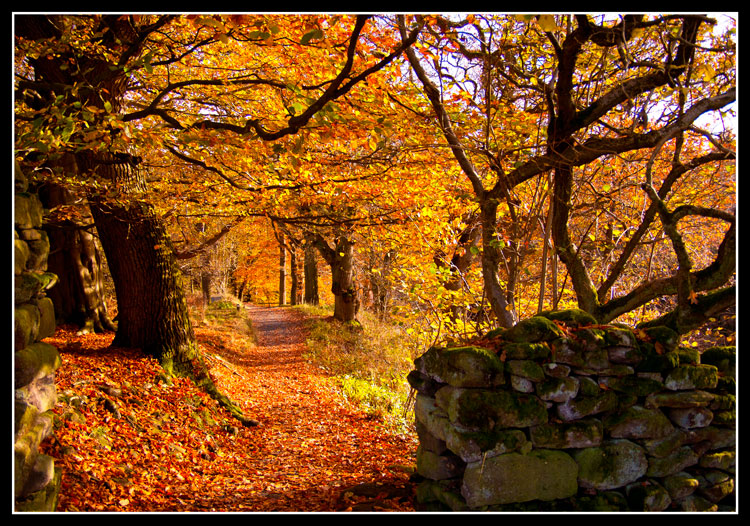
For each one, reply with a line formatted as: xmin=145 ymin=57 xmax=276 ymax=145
xmin=536 ymin=15 xmax=561 ymax=33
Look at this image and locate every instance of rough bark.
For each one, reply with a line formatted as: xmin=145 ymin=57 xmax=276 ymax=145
xmin=312 ymin=233 xmax=359 ymax=322
xmin=39 ymin=179 xmax=116 ymax=335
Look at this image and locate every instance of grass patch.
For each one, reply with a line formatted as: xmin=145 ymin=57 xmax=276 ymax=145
xmin=295 ymin=304 xmax=421 ymax=433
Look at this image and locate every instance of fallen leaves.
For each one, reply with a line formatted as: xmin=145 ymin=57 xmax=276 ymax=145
xmin=39 ymin=306 xmax=418 ymax=512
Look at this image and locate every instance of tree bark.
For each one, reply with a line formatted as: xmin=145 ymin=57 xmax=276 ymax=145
xmin=303 ymin=240 xmax=320 ymax=305
xmin=39 ymin=179 xmax=116 ymax=334
xmin=312 ymin=233 xmax=359 ymax=322
xmin=278 ymin=234 xmax=287 ymax=306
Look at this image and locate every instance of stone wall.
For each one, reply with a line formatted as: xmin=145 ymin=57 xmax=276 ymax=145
xmin=408 ymin=309 xmax=736 ymax=512
xmin=14 ymin=161 xmax=63 ymax=511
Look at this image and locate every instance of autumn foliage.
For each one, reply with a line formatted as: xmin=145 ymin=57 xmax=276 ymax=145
xmin=15 ymin=13 xmax=735 ymax=513
xmin=41 ymin=306 xmax=417 ymax=512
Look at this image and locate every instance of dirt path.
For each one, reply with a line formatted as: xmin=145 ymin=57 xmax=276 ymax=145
xmin=199 ymin=305 xmax=418 ymax=511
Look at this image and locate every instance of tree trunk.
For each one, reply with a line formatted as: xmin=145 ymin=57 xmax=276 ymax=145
xmin=303 ymin=239 xmax=319 ymax=305
xmin=289 ymin=246 xmax=303 ymax=306
xmin=312 ymin=234 xmax=359 ymax=322
xmin=278 ymin=235 xmax=287 ymax=306
xmin=39 ymin=178 xmax=116 ymax=334
xmin=480 ymin=198 xmax=517 ymax=328
xmin=81 ymin=153 xmax=256 ymax=425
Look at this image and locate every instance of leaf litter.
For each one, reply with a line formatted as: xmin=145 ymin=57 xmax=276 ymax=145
xmin=39 ymin=306 xmax=418 ymax=512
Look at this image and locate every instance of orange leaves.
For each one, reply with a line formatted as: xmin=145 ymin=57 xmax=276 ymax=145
xmin=40 ymin=306 xmax=417 ymax=512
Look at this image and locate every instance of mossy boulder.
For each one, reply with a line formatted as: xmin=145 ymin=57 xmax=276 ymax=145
xmin=556 ymin=390 xmax=618 ymax=422
xmin=15 ymin=272 xmax=58 ymax=305
xmin=626 ymin=480 xmax=672 ymax=511
xmin=640 ymin=326 xmax=680 ymax=353
xmin=598 ymin=375 xmax=663 ymax=397
xmin=415 ymin=346 xmax=505 ymax=388
xmin=15 ymin=238 xmax=30 ymax=275
xmin=15 ymin=342 xmax=62 ymax=389
xmin=505 ymin=360 xmax=545 ymax=382
xmin=644 ymin=390 xmax=715 ymax=409
xmin=646 ymin=446 xmax=700 ymax=477
xmin=700 ymin=346 xmax=735 ymax=376
xmin=502 ymin=341 xmax=551 ymax=360
xmin=15 ymin=193 xmax=44 ymax=230
xmin=536 ymin=376 xmax=580 ymax=403
xmin=416 ymin=445 xmax=465 ymax=480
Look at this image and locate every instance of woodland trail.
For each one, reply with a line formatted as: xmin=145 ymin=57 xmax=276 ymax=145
xmin=191 ymin=304 xmax=420 ymax=511
xmin=42 ymin=305 xmax=418 ymax=512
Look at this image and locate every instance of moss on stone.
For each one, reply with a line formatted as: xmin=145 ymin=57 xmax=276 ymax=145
xmin=502 ymin=341 xmax=551 ymax=360
xmin=603 ymin=326 xmax=639 ymax=347
xmin=417 ymin=345 xmax=505 ymax=388
xmin=574 ymin=439 xmax=648 ymax=490
xmin=530 ymin=418 xmax=603 ymax=449
xmin=701 ymin=346 xmax=736 ymax=375
xmin=601 ymin=376 xmax=663 ymax=397
xmin=506 ymin=360 xmax=545 ymax=382
xmin=539 ymin=309 xmax=598 ymax=327
xmin=438 ymin=387 xmax=547 ymax=431
xmin=636 ymin=345 xmax=680 ymax=373
xmin=641 ymin=326 xmax=680 ymax=353
xmin=603 ymin=405 xmax=674 ymax=440
xmin=665 ymin=364 xmax=719 ymax=391
xmin=504 ymin=316 xmax=565 ymax=343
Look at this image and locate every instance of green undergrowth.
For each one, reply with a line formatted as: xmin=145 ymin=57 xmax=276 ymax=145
xmin=194 ymin=297 xmax=258 ymax=345
xmin=295 ymin=304 xmax=421 ymax=434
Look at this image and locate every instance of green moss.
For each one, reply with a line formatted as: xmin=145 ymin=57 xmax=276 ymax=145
xmin=439 ymin=387 xmax=547 ymax=431
xmin=641 ymin=326 xmax=679 ymax=353
xmin=636 ymin=344 xmax=680 ymax=373
xmin=676 ymin=347 xmax=700 ymax=365
xmin=665 ymin=364 xmax=719 ymax=390
xmin=506 ymin=360 xmax=545 ymax=382
xmin=504 ymin=316 xmax=565 ymax=343
xmin=539 ymin=309 xmax=597 ymax=327
xmin=701 ymin=346 xmax=736 ymax=374
xmin=502 ymin=341 xmax=551 ymax=360
xmin=603 ymin=376 xmax=663 ymax=397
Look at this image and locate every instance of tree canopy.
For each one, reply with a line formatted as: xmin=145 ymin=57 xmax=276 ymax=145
xmin=15 ymin=13 xmax=736 ymax=345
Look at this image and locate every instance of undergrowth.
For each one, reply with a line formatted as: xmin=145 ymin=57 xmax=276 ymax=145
xmin=294 ymin=304 xmax=422 ymax=434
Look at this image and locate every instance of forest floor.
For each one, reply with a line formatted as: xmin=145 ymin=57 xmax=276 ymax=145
xmin=39 ymin=304 xmax=419 ymax=513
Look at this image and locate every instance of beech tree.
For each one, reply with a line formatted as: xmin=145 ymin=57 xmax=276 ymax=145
xmin=398 ymin=14 xmax=735 ymax=332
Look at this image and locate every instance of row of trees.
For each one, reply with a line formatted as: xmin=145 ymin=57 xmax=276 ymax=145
xmin=15 ymin=14 xmax=736 ymax=419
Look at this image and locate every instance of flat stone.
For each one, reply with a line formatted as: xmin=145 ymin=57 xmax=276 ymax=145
xmin=461 ymin=449 xmax=578 ymax=507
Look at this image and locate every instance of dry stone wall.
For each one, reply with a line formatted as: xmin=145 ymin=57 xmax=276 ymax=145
xmin=408 ymin=309 xmax=736 ymax=512
xmin=14 ymin=161 xmax=62 ymax=511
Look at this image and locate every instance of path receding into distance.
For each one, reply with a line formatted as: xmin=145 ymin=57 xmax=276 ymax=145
xmin=195 ymin=304 xmax=417 ymax=511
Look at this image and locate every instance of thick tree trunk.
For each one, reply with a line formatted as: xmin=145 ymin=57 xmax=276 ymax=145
xmin=82 ymin=154 xmax=198 ymax=372
xmin=312 ymin=234 xmax=359 ymax=322
xmin=39 ymin=179 xmax=116 ymax=334
xmin=81 ymin=153 xmax=256 ymax=425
